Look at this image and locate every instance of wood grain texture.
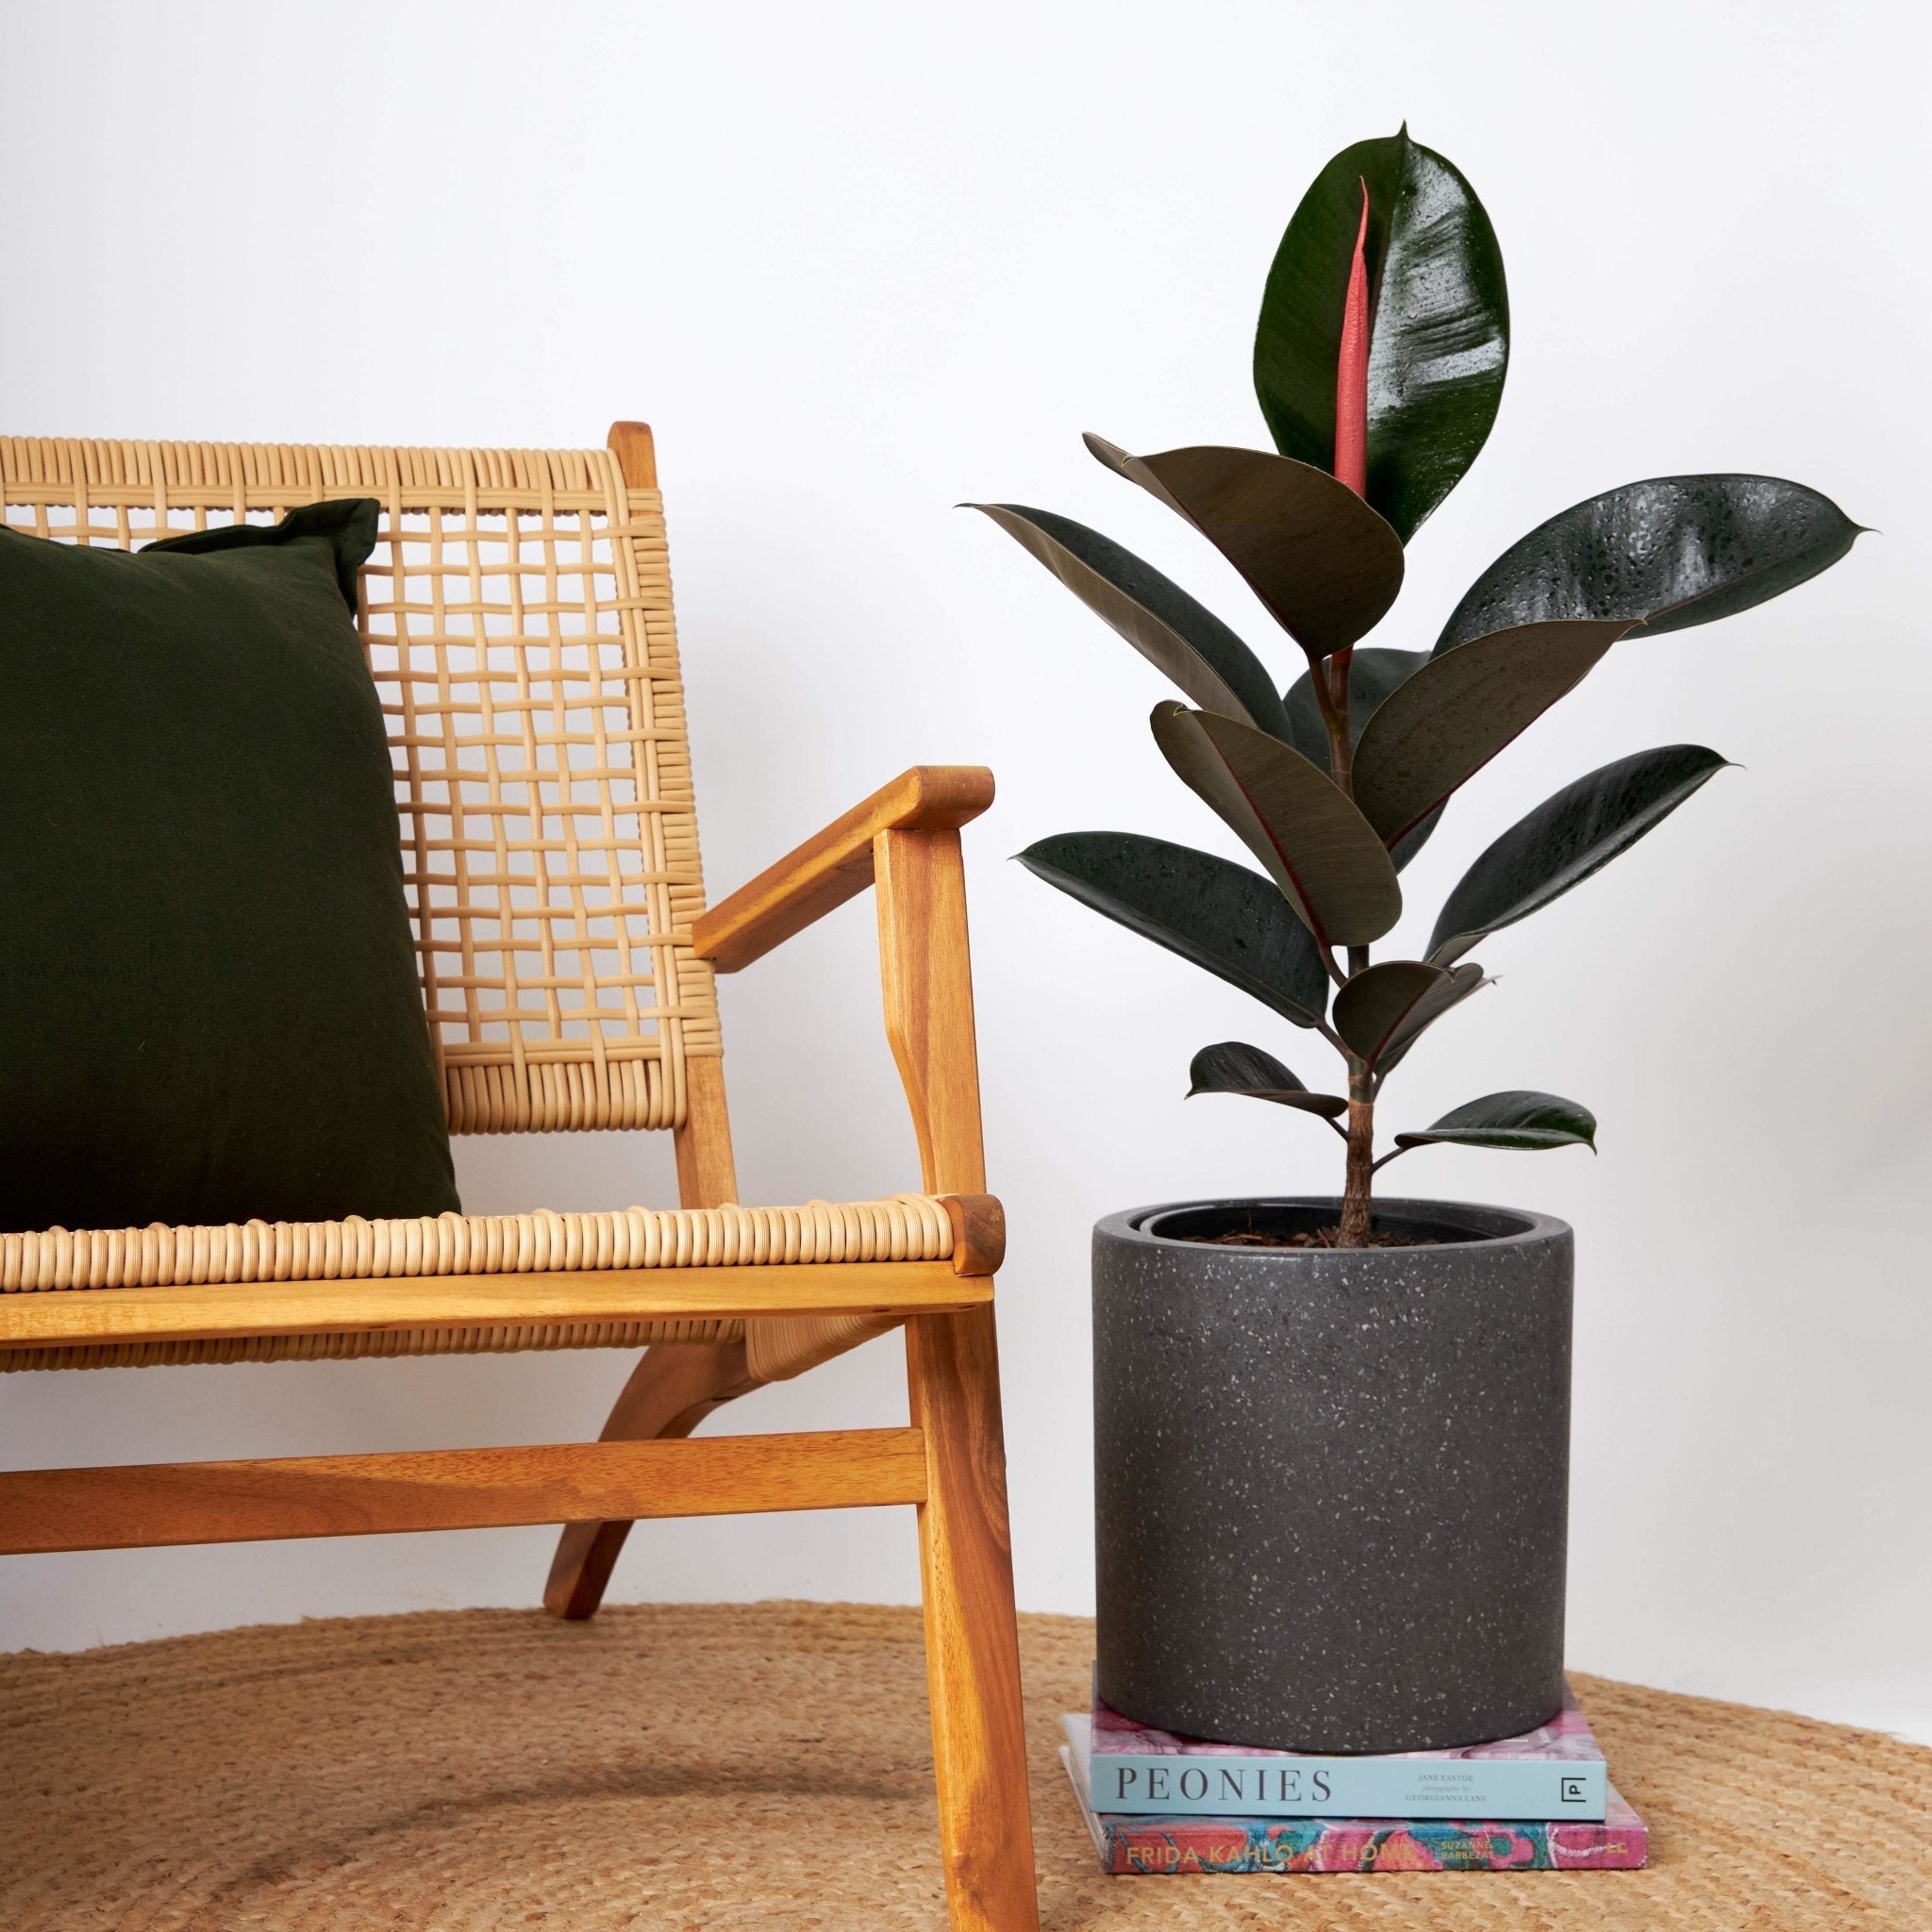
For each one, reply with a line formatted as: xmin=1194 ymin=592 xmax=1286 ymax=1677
xmin=674 ymin=1053 xmax=740 ymax=1213
xmin=725 ymin=829 xmax=1001 ymax=1389
xmin=908 ymin=1306 xmax=1040 ymax=1931
xmin=543 ymin=1337 xmax=759 ymax=1620
xmin=875 ymin=827 xmax=987 ymax=1195
xmin=606 ymin=418 xmax=658 ymax=491
xmin=941 ymin=1194 xmax=1006 ymax=1276
xmin=878 ymin=830 xmax=1036 ymax=1926
xmin=551 ymin=1052 xmax=746 ymax=1623
xmin=0 ymin=1428 xmax=926 ymax=1555
xmin=694 ymin=768 xmax=994 ymax=974
xmin=0 ymin=1262 xmax=990 ymax=1353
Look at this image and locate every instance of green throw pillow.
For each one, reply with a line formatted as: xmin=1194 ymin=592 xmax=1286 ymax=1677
xmin=0 ymin=500 xmax=460 ymax=1233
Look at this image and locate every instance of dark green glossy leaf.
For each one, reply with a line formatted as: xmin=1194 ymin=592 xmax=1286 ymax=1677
xmin=1429 ymin=744 xmax=1729 ymax=966
xmin=1187 ymin=1041 xmax=1348 ymax=1117
xmin=1150 ymin=704 xmax=1400 ymax=948
xmin=967 ymin=504 xmax=1290 ymax=734
xmin=1374 ymin=962 xmax=1485 ymax=1076
xmin=1351 ymin=620 xmax=1627 ymax=846
xmin=1284 ymin=647 xmax=1443 ymax=869
xmin=1254 ymin=126 xmax=1508 ymax=543
xmin=1083 ymin=436 xmax=1404 ymax=662
xmin=1438 ymin=475 xmax=1865 ymax=652
xmin=1394 ymin=1090 xmax=1597 ymax=1152
xmin=1332 ymin=960 xmax=1443 ymax=1062
xmin=1016 ymin=831 xmax=1329 ymax=1028
xmin=1331 ymin=958 xmax=1483 ymax=1073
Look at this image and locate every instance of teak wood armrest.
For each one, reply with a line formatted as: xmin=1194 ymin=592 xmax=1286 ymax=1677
xmin=692 ymin=762 xmax=995 ymax=1202
xmin=693 ymin=765 xmax=993 ymax=974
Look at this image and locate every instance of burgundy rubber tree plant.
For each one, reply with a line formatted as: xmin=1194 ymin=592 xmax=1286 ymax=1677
xmin=973 ymin=127 xmax=1862 ymax=1247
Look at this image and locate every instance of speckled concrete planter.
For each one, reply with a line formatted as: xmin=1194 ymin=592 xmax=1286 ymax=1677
xmin=1093 ymin=1196 xmax=1573 ymax=1755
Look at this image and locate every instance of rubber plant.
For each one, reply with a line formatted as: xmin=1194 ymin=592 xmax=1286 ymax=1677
xmin=972 ymin=126 xmax=1862 ymax=1246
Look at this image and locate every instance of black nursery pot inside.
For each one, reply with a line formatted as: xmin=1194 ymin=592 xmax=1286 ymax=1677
xmin=1092 ymin=1196 xmax=1573 ymax=1756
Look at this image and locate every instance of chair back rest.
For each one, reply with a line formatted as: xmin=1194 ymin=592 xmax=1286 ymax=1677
xmin=0 ymin=430 xmax=721 ymax=1135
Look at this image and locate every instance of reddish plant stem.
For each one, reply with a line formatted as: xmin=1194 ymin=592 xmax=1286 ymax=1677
xmin=1324 ymin=663 xmax=1354 ymax=792
xmin=1339 ymin=1074 xmax=1375 ymax=1246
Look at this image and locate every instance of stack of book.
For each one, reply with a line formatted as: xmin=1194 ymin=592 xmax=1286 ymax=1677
xmin=1061 ymin=1674 xmax=1648 ymax=1874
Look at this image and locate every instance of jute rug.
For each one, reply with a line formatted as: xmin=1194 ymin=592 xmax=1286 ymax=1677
xmin=2 ymin=1601 xmax=1926 ymax=1929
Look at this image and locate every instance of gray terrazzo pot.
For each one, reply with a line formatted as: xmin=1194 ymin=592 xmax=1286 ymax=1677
xmin=1093 ymin=1195 xmax=1573 ymax=1755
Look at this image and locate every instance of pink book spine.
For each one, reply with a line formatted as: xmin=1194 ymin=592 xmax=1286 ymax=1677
xmin=1091 ymin=1791 xmax=1648 ymax=1874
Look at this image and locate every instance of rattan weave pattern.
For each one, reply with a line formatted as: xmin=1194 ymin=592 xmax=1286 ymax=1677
xmin=0 ymin=1193 xmax=954 ymax=1371
xmin=2 ymin=1603 xmax=1924 ymax=1929
xmin=0 ymin=435 xmax=722 ymax=1135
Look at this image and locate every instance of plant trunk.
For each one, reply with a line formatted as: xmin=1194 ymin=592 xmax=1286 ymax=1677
xmin=1338 ymin=1076 xmax=1374 ymax=1246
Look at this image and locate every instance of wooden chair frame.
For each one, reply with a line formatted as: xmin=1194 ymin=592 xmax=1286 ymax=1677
xmin=0 ymin=425 xmax=1039 ymax=1932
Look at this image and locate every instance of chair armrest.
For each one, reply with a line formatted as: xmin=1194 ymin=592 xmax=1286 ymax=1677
xmin=693 ymin=765 xmax=993 ymax=974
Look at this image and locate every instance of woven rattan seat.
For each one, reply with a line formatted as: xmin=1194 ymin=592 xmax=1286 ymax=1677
xmin=0 ymin=1192 xmax=959 ymax=1372
xmin=0 ymin=425 xmax=1040 ymax=1931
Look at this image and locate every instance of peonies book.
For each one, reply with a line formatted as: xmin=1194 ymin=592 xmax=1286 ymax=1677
xmin=1088 ymin=1674 xmax=1608 ymax=1821
xmin=1062 ymin=1714 xmax=1648 ymax=1875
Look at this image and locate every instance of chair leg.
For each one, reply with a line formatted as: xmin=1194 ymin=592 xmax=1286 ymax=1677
xmin=906 ymin=1305 xmax=1040 ymax=1932
xmin=542 ymin=1339 xmax=758 ymax=1621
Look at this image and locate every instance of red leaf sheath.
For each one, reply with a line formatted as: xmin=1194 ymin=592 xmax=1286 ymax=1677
xmin=1334 ymin=178 xmax=1371 ymax=498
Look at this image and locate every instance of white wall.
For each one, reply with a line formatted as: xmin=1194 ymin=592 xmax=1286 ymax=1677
xmin=3 ymin=0 xmax=1927 ymax=1743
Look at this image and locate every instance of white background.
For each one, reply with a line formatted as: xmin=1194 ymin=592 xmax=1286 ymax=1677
xmin=3 ymin=2 xmax=1927 ymax=1743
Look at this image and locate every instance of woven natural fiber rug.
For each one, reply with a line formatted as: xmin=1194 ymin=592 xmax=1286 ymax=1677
xmin=3 ymin=1602 xmax=1926 ymax=1929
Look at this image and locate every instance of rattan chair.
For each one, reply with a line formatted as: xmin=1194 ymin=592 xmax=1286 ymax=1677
xmin=0 ymin=425 xmax=1039 ymax=1931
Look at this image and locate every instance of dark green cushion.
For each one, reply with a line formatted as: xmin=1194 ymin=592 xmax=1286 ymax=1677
xmin=0 ymin=501 xmax=460 ymax=1233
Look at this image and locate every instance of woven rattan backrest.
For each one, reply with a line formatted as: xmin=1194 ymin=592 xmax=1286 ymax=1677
xmin=0 ymin=434 xmax=721 ymax=1135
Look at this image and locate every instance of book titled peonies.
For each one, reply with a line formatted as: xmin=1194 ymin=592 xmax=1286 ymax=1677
xmin=1086 ymin=1673 xmax=1609 ymax=1820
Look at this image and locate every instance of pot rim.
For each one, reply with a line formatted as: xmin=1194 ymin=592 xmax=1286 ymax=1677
xmin=1099 ymin=1194 xmax=1572 ymax=1254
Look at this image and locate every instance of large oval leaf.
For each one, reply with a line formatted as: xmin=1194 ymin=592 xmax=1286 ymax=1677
xmin=1284 ymin=646 xmax=1444 ymax=869
xmin=1150 ymin=704 xmax=1400 ymax=948
xmin=1394 ymin=1091 xmax=1596 ymax=1152
xmin=1254 ymin=126 xmax=1508 ymax=543
xmin=1016 ymin=831 xmax=1329 ymax=1027
xmin=967 ymin=504 xmax=1290 ymax=734
xmin=1187 ymin=1041 xmax=1348 ymax=1117
xmin=1437 ymin=475 xmax=1865 ymax=652
xmin=1429 ymin=744 xmax=1729 ymax=965
xmin=1083 ymin=436 xmax=1404 ymax=662
xmin=1350 ymin=620 xmax=1628 ymax=846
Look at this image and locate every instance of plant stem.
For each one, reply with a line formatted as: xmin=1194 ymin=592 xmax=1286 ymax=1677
xmin=1338 ymin=1066 xmax=1374 ymax=1245
xmin=1324 ymin=651 xmax=1354 ymax=793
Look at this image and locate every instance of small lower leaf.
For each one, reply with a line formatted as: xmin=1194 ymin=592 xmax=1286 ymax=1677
xmin=1187 ymin=1041 xmax=1348 ymax=1117
xmin=1375 ymin=962 xmax=1486 ymax=1076
xmin=1332 ymin=961 xmax=1447 ymax=1063
xmin=1331 ymin=959 xmax=1485 ymax=1074
xmin=1394 ymin=1090 xmax=1597 ymax=1151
